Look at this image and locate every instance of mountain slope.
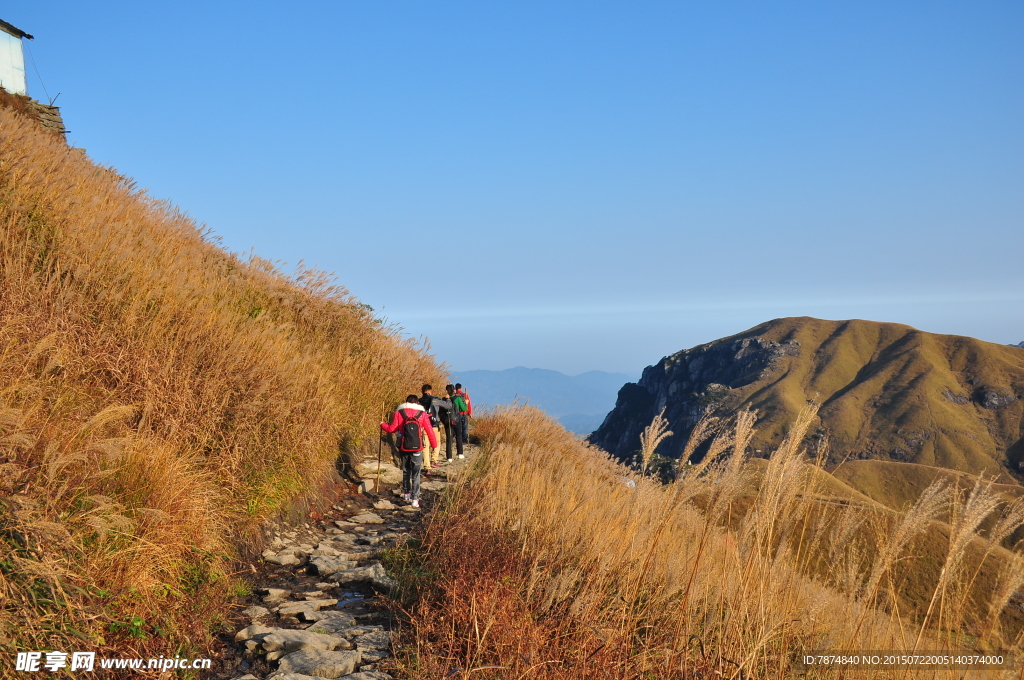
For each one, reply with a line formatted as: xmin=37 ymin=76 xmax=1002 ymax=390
xmin=0 ymin=105 xmax=444 ymax=656
xmin=454 ymin=367 xmax=632 ymax=433
xmin=590 ymin=317 xmax=1024 ymax=480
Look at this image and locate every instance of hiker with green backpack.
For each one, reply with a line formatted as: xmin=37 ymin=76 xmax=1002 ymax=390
xmin=454 ymin=382 xmax=472 ymax=445
xmin=380 ymin=395 xmax=437 ymax=507
xmin=443 ymin=384 xmax=466 ymax=460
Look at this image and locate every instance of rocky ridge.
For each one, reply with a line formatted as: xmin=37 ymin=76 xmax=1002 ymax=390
xmin=212 ymin=451 xmax=475 ymax=680
xmin=590 ymin=317 xmax=1024 ymax=479
xmin=590 ymin=332 xmax=801 ymax=462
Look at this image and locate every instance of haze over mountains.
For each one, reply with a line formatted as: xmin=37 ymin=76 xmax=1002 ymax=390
xmin=591 ymin=317 xmax=1024 ymax=481
xmin=453 ymin=367 xmax=633 ymax=434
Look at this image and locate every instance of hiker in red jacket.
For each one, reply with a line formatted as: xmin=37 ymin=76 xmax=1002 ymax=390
xmin=457 ymin=384 xmax=473 ymax=416
xmin=380 ymin=395 xmax=437 ymax=507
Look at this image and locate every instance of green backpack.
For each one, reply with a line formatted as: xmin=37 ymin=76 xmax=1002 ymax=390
xmin=453 ymin=394 xmax=468 ymax=414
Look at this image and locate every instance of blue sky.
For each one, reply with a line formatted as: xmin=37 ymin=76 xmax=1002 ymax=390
xmin=8 ymin=1 xmax=1023 ymax=375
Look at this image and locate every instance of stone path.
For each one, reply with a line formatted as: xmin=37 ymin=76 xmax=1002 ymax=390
xmin=210 ymin=447 xmax=476 ymax=680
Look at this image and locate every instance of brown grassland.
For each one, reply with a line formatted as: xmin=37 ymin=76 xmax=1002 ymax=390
xmin=0 ymin=105 xmax=445 ymax=665
xmin=388 ymin=407 xmax=1024 ymax=679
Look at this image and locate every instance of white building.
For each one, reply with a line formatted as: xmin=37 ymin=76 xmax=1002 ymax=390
xmin=0 ymin=19 xmax=32 ymax=96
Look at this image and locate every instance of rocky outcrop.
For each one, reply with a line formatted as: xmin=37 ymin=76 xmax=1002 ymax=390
xmin=976 ymin=387 xmax=1016 ymax=410
xmin=0 ymin=87 xmax=66 ymax=136
xmin=591 ymin=329 xmax=801 ymax=462
xmin=590 ymin=317 xmax=1024 ymax=480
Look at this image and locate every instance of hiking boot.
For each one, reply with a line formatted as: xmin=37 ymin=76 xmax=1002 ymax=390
xmin=403 ymin=493 xmax=411 ymax=501
xmin=458 ymin=454 xmax=465 ymax=459
xmin=411 ymin=499 xmax=420 ymax=508
xmin=446 ymin=458 xmax=454 ymax=463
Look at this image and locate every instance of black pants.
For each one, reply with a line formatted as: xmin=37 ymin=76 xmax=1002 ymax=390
xmin=400 ymin=450 xmax=423 ymax=499
xmin=444 ymin=419 xmax=464 ymax=459
xmin=458 ymin=413 xmax=469 ymax=444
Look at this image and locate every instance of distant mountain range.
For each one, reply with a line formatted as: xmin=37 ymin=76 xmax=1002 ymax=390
xmin=452 ymin=367 xmax=634 ymax=434
xmin=591 ymin=317 xmax=1024 ymax=481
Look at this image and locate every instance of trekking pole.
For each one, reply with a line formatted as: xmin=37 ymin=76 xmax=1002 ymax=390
xmin=376 ymin=401 xmax=385 ymax=486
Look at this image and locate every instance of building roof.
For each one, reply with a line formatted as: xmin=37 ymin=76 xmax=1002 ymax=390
xmin=0 ymin=19 xmax=32 ymax=40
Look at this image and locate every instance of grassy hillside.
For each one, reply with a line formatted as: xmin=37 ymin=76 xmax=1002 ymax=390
xmin=832 ymin=460 xmax=1024 ymax=512
xmin=0 ymin=106 xmax=445 ymax=660
xmin=392 ymin=407 xmax=1024 ymax=679
xmin=594 ymin=317 xmax=1024 ymax=481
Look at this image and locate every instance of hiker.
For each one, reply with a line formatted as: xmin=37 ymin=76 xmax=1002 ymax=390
xmin=419 ymin=383 xmax=444 ymax=469
xmin=445 ymin=384 xmax=467 ymax=459
xmin=455 ymin=382 xmax=472 ymax=445
xmin=380 ymin=395 xmax=437 ymax=508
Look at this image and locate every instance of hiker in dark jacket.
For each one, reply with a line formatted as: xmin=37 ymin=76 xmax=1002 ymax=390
xmin=444 ymin=384 xmax=466 ymax=460
xmin=419 ymin=384 xmax=444 ymax=469
xmin=454 ymin=383 xmax=471 ymax=446
xmin=380 ymin=395 xmax=437 ymax=507
xmin=432 ymin=387 xmax=460 ymax=462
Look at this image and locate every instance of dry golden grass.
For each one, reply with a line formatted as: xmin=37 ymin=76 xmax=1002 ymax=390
xmin=0 ymin=106 xmax=445 ymax=661
xmin=392 ymin=407 xmax=1024 ymax=679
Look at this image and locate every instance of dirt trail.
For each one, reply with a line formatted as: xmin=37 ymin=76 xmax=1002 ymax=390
xmin=209 ymin=447 xmax=476 ymax=680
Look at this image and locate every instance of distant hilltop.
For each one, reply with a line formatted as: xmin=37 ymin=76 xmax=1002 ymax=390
xmin=590 ymin=317 xmax=1024 ymax=481
xmin=454 ymin=367 xmax=633 ymax=434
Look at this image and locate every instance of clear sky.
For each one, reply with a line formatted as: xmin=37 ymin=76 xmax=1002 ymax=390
xmin=7 ymin=1 xmax=1023 ymax=375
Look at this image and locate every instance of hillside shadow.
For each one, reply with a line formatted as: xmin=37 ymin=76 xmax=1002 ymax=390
xmin=820 ymin=330 xmax=916 ymax=408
